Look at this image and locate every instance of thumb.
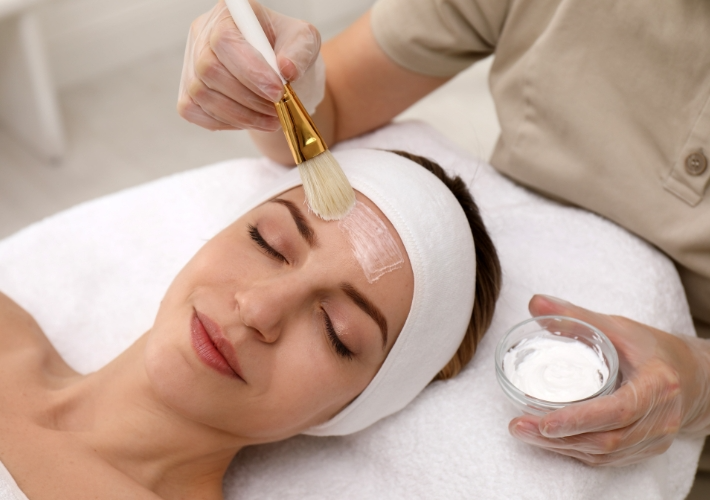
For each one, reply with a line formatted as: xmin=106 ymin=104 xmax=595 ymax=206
xmin=527 ymin=295 xmax=618 ymax=341
xmin=528 ymin=294 xmax=586 ymax=319
xmin=528 ymin=295 xmax=655 ymax=372
xmin=270 ymin=15 xmax=321 ymax=82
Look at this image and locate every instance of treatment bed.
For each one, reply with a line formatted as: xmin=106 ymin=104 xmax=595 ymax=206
xmin=0 ymin=122 xmax=703 ymax=499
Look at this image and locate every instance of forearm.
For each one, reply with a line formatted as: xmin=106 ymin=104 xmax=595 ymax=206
xmin=248 ymin=129 xmax=295 ymax=165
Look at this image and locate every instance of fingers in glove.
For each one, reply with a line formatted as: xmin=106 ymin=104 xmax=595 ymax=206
xmin=536 ymin=361 xmax=682 ymax=438
xmin=528 ymin=435 xmax=674 ymax=467
xmin=273 ymin=21 xmax=321 ymax=81
xmin=210 ymin=10 xmax=285 ymax=103
xmin=187 ymin=78 xmax=280 ymax=131
xmin=248 ymin=2 xmax=321 ymax=82
xmin=512 ymin=404 xmax=679 ymax=456
xmin=179 ymin=3 xmax=242 ymax=130
xmin=177 ymin=96 xmax=240 ymax=131
xmin=194 ymin=44 xmax=278 ymax=117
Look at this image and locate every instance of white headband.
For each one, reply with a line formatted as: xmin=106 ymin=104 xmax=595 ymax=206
xmin=239 ymin=149 xmax=476 ymax=436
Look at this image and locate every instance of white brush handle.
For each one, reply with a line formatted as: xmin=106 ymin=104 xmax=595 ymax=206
xmin=224 ymin=0 xmax=286 ymax=84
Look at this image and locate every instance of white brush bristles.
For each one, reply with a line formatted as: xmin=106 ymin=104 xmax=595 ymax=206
xmin=299 ymin=150 xmax=356 ymax=220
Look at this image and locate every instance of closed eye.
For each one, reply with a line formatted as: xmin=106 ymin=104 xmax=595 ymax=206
xmin=323 ymin=309 xmax=353 ymax=360
xmin=248 ymin=224 xmax=288 ymax=263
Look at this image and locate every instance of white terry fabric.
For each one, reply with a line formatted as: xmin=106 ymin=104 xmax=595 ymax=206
xmin=0 ymin=461 xmax=28 ymax=500
xmin=233 ymin=149 xmax=476 ymax=436
xmin=0 ymin=122 xmax=703 ymax=499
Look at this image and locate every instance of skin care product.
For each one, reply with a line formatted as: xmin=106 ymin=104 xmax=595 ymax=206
xmin=495 ymin=316 xmax=619 ymax=415
xmin=503 ymin=335 xmax=609 ymax=402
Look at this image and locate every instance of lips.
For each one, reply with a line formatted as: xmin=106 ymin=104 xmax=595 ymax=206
xmin=191 ymin=310 xmax=245 ymax=381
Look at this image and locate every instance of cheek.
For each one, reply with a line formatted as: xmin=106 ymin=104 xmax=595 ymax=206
xmin=178 ymin=223 xmax=267 ymax=283
xmin=263 ymin=346 xmax=373 ymax=431
xmin=242 ymin=339 xmax=372 ymax=439
xmin=143 ymin=287 xmax=241 ymax=428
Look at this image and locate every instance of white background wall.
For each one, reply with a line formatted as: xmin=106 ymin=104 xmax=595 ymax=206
xmin=36 ymin=0 xmax=375 ymax=89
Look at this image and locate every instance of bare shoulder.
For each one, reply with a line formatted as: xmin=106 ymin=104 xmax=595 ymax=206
xmin=1 ymin=425 xmax=164 ymax=500
xmin=0 ymin=291 xmax=53 ymax=353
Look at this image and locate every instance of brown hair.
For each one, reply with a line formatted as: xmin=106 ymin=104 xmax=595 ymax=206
xmin=389 ymin=151 xmax=502 ymax=381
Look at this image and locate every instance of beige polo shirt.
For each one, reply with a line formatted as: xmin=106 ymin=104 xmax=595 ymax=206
xmin=371 ymin=0 xmax=710 ymax=337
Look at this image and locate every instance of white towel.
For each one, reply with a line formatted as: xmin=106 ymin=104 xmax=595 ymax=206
xmin=0 ymin=122 xmax=702 ymax=499
xmin=0 ymin=461 xmax=28 ymax=500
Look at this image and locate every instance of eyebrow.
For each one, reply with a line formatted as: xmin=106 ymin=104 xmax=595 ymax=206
xmin=270 ymin=198 xmax=317 ymax=247
xmin=341 ymin=283 xmax=388 ymax=350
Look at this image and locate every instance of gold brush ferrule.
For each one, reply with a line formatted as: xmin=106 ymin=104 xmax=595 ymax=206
xmin=274 ymin=83 xmax=328 ymax=165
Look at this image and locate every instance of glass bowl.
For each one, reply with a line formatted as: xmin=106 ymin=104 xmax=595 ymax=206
xmin=495 ymin=315 xmax=619 ymax=416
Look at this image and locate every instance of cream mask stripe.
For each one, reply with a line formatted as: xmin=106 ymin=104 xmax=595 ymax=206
xmin=338 ymin=201 xmax=404 ymax=283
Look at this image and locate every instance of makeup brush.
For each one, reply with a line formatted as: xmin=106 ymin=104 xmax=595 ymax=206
xmin=225 ymin=0 xmax=356 ymax=220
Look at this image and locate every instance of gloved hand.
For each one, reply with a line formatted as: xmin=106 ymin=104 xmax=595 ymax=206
xmin=177 ymin=0 xmax=326 ymax=131
xmin=509 ymin=294 xmax=710 ymax=466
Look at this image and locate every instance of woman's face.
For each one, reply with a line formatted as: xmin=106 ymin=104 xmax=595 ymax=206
xmin=144 ymin=187 xmax=414 ymax=443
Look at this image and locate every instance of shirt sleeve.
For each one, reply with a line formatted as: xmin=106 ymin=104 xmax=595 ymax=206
xmin=370 ymin=0 xmax=511 ymax=77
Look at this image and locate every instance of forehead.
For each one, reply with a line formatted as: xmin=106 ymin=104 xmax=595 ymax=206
xmin=275 ymin=186 xmax=407 ymax=265
xmin=261 ymin=186 xmax=414 ymax=349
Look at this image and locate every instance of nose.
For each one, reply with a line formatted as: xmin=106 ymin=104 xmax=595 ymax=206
xmin=234 ymin=277 xmax=301 ymax=343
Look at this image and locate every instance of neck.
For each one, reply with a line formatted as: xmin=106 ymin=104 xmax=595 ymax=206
xmin=46 ymin=334 xmax=242 ymax=499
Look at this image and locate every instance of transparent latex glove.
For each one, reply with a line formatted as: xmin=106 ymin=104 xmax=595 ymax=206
xmin=177 ymin=0 xmax=325 ymax=131
xmin=509 ymin=294 xmax=710 ymax=467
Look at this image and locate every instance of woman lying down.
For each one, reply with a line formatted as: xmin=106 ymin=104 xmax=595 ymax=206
xmin=0 ymin=149 xmax=501 ymax=499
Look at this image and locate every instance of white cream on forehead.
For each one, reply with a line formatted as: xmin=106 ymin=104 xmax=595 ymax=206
xmin=338 ymin=201 xmax=404 ymax=284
